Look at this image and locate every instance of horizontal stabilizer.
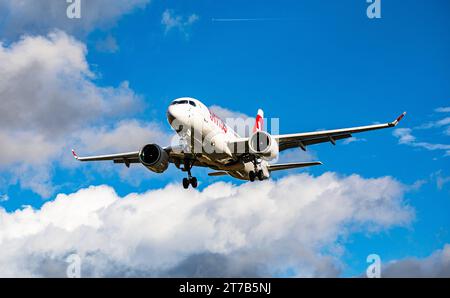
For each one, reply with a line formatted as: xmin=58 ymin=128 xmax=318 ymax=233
xmin=208 ymin=171 xmax=229 ymax=177
xmin=268 ymin=161 xmax=322 ymax=172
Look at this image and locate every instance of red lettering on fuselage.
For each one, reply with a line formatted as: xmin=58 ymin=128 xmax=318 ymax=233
xmin=209 ymin=110 xmax=228 ymax=133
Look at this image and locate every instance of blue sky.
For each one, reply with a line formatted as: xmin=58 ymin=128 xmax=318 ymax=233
xmin=0 ymin=0 xmax=449 ymax=277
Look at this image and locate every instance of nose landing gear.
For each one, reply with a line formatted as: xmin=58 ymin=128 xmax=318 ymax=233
xmin=182 ymin=159 xmax=198 ymax=189
xmin=182 ymin=177 xmax=197 ymax=189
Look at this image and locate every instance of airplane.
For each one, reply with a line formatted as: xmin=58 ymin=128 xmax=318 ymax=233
xmin=72 ymin=97 xmax=406 ymax=189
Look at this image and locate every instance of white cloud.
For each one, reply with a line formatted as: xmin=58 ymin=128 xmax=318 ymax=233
xmin=0 ymin=31 xmax=140 ymax=136
xmin=276 ymin=148 xmax=317 ymax=164
xmin=393 ymin=128 xmax=416 ymax=144
xmin=437 ymin=176 xmax=450 ymax=190
xmin=8 ymin=164 xmax=56 ymax=198
xmin=415 ymin=108 xmax=450 ymax=138
xmin=435 ymin=107 xmax=450 ymax=113
xmin=75 ymin=120 xmax=170 ymax=155
xmin=0 ymin=194 xmax=8 ymax=202
xmin=408 ymin=179 xmax=427 ymax=191
xmin=0 ymin=0 xmax=150 ymax=39
xmin=0 ymin=31 xmax=169 ymax=196
xmin=0 ymin=172 xmax=414 ymax=277
xmin=393 ymin=128 xmax=450 ymax=156
xmin=433 ymin=171 xmax=450 ymax=190
xmin=342 ymin=137 xmax=367 ymax=145
xmin=406 ymin=108 xmax=450 ymax=150
xmin=209 ymin=105 xmax=250 ymax=120
xmin=418 ymin=117 xmax=450 ymax=129
xmin=161 ymin=9 xmax=199 ymax=38
xmin=95 ymin=34 xmax=119 ymax=53
xmin=0 ymin=131 xmax=58 ymax=166
xmin=382 ymin=244 xmax=450 ymax=277
xmin=436 ymin=117 xmax=450 ymax=127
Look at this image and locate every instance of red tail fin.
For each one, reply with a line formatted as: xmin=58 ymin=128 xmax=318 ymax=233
xmin=253 ymin=109 xmax=264 ymax=132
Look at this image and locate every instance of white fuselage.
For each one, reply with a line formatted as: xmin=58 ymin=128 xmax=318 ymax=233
xmin=166 ymin=97 xmax=270 ymax=180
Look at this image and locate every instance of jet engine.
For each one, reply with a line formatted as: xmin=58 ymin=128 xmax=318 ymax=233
xmin=138 ymin=144 xmax=169 ymax=173
xmin=248 ymin=131 xmax=279 ymax=160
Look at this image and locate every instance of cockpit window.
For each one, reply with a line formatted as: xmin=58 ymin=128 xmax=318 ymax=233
xmin=170 ymin=100 xmax=189 ymax=105
xmin=170 ymin=100 xmax=196 ymax=107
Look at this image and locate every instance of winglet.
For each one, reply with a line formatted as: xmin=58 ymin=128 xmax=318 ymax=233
xmin=71 ymin=149 xmax=79 ymax=160
xmin=390 ymin=112 xmax=407 ymax=127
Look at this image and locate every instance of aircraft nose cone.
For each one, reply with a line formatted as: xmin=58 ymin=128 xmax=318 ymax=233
xmin=167 ymin=105 xmax=188 ymax=131
xmin=167 ymin=105 xmax=183 ymax=123
xmin=167 ymin=106 xmax=176 ymax=125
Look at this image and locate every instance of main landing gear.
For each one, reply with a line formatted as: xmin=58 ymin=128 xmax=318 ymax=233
xmin=249 ymin=170 xmax=264 ymax=182
xmin=182 ymin=159 xmax=198 ymax=189
xmin=249 ymin=156 xmax=264 ymax=182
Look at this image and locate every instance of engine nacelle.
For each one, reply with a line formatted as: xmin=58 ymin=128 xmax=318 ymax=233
xmin=138 ymin=144 xmax=169 ymax=173
xmin=248 ymin=131 xmax=279 ymax=161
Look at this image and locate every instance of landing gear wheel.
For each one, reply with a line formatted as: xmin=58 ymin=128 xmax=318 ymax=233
xmin=190 ymin=177 xmax=198 ymax=188
xmin=182 ymin=178 xmax=190 ymax=189
xmin=182 ymin=159 xmax=197 ymax=189
xmin=249 ymin=171 xmax=256 ymax=182
xmin=257 ymin=170 xmax=264 ymax=181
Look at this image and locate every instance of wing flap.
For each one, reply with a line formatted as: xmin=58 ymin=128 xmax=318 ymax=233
xmin=113 ymin=158 xmax=140 ymax=164
xmin=208 ymin=171 xmax=229 ymax=177
xmin=278 ymin=133 xmax=352 ymax=151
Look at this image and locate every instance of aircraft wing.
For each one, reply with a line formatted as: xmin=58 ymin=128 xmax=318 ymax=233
xmin=72 ymin=149 xmax=140 ymax=163
xmin=274 ymin=112 xmax=406 ymax=152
